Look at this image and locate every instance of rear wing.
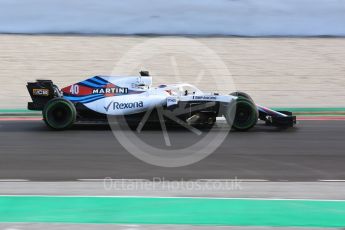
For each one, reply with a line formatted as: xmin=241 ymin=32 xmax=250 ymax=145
xmin=27 ymin=80 xmax=61 ymax=110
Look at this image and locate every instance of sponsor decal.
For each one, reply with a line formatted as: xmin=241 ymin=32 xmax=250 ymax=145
xmin=104 ymin=101 xmax=144 ymax=112
xmin=167 ymin=97 xmax=178 ymax=107
xmin=93 ymin=87 xmax=128 ymax=94
xmin=192 ymin=95 xmax=217 ymax=100
xmin=167 ymin=98 xmax=177 ymax=103
xmin=33 ymin=89 xmax=49 ymax=96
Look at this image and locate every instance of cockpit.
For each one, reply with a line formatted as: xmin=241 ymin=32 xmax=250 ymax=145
xmin=159 ymin=83 xmax=203 ymax=96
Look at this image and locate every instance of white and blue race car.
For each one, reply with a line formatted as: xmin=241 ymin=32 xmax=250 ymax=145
xmin=27 ymin=71 xmax=296 ymax=130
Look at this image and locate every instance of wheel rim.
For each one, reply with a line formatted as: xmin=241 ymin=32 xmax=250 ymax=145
xmin=45 ymin=101 xmax=75 ymax=129
xmin=233 ymin=101 xmax=257 ymax=130
xmin=49 ymin=105 xmax=71 ymax=124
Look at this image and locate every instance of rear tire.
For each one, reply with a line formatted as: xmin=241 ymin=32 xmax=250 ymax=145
xmin=43 ymin=98 xmax=76 ymax=130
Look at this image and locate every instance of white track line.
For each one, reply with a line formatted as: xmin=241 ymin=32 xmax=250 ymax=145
xmin=77 ymin=179 xmax=105 ymax=182
xmin=196 ymin=179 xmax=269 ymax=182
xmin=75 ymin=179 xmax=345 ymax=182
xmin=78 ymin=179 xmax=149 ymax=182
xmin=80 ymin=178 xmax=269 ymax=182
xmin=0 ymin=194 xmax=344 ymax=202
xmin=1 ymin=179 xmax=344 ymax=182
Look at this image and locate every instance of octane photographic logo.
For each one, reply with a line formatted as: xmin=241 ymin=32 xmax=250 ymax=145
xmin=107 ymin=37 xmax=236 ymax=167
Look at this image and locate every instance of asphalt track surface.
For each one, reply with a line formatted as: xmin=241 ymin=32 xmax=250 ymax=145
xmin=0 ymin=120 xmax=344 ymax=181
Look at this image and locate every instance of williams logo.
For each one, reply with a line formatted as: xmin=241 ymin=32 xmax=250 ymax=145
xmin=104 ymin=101 xmax=144 ymax=112
xmin=93 ymin=87 xmax=128 ymax=94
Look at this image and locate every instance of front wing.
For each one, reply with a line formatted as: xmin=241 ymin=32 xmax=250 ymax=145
xmin=258 ymin=105 xmax=296 ymax=127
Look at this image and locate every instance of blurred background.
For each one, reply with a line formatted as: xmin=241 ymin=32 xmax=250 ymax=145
xmin=0 ymin=0 xmax=345 ymax=108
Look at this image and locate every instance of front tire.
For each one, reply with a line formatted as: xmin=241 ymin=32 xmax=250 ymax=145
xmin=43 ymin=98 xmax=76 ymax=130
xmin=224 ymin=98 xmax=258 ymax=131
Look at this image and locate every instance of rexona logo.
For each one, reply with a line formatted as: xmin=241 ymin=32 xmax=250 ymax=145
xmin=104 ymin=101 xmax=144 ymax=112
xmin=93 ymin=87 xmax=128 ymax=94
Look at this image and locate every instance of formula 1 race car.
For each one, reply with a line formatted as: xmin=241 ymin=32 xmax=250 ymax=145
xmin=27 ymin=71 xmax=296 ymax=131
